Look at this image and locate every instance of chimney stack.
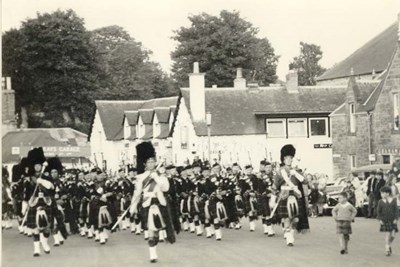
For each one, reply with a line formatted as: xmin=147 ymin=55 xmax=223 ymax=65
xmin=189 ymin=62 xmax=206 ymax=121
xmin=286 ymin=69 xmax=298 ymax=93
xmin=234 ymin=68 xmax=246 ymax=89
xmin=2 ymin=77 xmax=17 ymax=136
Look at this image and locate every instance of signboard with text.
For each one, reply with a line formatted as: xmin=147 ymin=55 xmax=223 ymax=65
xmin=18 ymin=146 xmax=91 ymax=158
xmin=314 ymin=144 xmax=332 ymax=149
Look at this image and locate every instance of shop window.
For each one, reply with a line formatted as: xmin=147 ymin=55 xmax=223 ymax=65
xmin=266 ymin=119 xmax=286 ymax=137
xmin=288 ymin=118 xmax=307 ymax=137
xmin=309 ymin=118 xmax=328 ymax=136
xmin=383 ymin=155 xmax=391 ymax=164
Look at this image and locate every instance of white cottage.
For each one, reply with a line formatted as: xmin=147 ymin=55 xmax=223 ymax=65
xmin=171 ymin=63 xmax=378 ymax=178
xmin=89 ymin=97 xmax=177 ymax=172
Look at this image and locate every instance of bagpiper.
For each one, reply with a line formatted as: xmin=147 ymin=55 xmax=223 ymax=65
xmin=24 ymin=148 xmax=67 ymax=256
xmin=274 ymin=145 xmax=310 ymax=246
xmin=258 ymin=160 xmax=277 ymax=236
xmin=129 ymin=142 xmax=177 ymax=263
xmin=43 ymin=157 xmax=68 ymax=246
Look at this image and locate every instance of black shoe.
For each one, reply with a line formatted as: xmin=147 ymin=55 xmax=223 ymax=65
xmin=287 ymin=243 xmax=294 ymax=247
xmin=54 ymin=243 xmax=59 ymax=247
xmin=340 ymin=250 xmax=345 ymax=255
xmin=150 ymin=259 xmax=157 ymax=263
xmin=44 ymin=250 xmax=50 ymax=254
xmin=33 ymin=253 xmax=40 ymax=257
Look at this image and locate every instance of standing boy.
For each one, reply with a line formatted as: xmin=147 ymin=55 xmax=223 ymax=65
xmin=332 ymin=192 xmax=357 ymax=254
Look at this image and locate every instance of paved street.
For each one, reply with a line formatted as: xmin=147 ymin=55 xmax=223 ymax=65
xmin=2 ymin=217 xmax=399 ymax=267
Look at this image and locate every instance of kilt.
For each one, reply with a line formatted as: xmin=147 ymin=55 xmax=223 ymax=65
xmin=79 ymin=198 xmax=89 ymax=219
xmin=26 ymin=200 xmax=54 ymax=230
xmin=278 ymin=198 xmax=289 ymax=218
xmin=259 ymin=195 xmax=271 ymax=217
xmin=380 ymin=222 xmax=399 ymax=233
xmin=88 ymin=198 xmax=100 ymax=227
xmin=140 ymin=199 xmax=168 ymax=231
xmin=336 ymin=220 xmax=352 ymax=235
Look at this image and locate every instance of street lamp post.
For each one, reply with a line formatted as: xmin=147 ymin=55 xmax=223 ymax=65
xmin=206 ymin=112 xmax=212 ymax=162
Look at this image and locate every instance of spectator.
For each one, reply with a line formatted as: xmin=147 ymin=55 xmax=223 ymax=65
xmin=366 ymin=171 xmax=377 ymax=218
xmin=371 ymin=171 xmax=386 ymax=218
xmin=341 ymin=180 xmax=356 ymax=207
xmin=309 ymin=182 xmax=319 ymax=218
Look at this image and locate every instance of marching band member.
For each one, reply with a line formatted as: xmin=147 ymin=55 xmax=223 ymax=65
xmin=44 ymin=157 xmax=68 ymax=247
xmin=243 ymin=165 xmax=259 ymax=232
xmin=258 ymin=161 xmax=277 ymax=236
xmin=275 ymin=145 xmax=310 ymax=246
xmin=129 ymin=142 xmax=176 ymax=263
xmin=25 ymin=148 xmax=66 ymax=257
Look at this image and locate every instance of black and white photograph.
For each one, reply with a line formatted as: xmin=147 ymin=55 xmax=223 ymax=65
xmin=1 ymin=0 xmax=400 ymax=266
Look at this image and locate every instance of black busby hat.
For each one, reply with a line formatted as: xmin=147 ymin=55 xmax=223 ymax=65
xmin=280 ymin=144 xmax=296 ymax=163
xmin=44 ymin=157 xmax=63 ymax=175
xmin=136 ymin=142 xmax=156 ymax=174
xmin=27 ymin=147 xmax=46 ymax=166
xmin=26 ymin=147 xmax=46 ymax=175
xmin=12 ymin=164 xmax=22 ymax=182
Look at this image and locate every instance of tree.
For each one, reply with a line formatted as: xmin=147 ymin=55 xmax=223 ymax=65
xmin=2 ymin=9 xmax=101 ymax=133
xmin=90 ymin=26 xmax=177 ymax=100
xmin=289 ymin=42 xmax=326 ymax=86
xmin=171 ymin=10 xmax=279 ymax=87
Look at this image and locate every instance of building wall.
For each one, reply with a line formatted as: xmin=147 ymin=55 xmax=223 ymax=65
xmin=173 ymin=98 xmax=334 ymax=177
xmin=331 ymin=111 xmax=371 ymax=178
xmin=90 ymin=110 xmax=126 ymax=172
xmin=373 ymin=45 xmax=400 ymax=163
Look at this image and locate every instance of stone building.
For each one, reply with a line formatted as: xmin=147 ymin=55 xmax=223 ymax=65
xmin=330 ymin=18 xmax=400 ymax=177
xmin=170 ymin=63 xmax=374 ymax=177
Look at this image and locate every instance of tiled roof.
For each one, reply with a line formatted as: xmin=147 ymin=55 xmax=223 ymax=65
xmin=317 ymin=23 xmax=398 ymax=81
xmin=142 ymin=125 xmax=153 ymax=140
xmin=156 ymin=123 xmax=170 ymax=139
xmin=155 ymin=108 xmax=171 ymax=123
xmin=2 ymin=128 xmax=89 ymax=163
xmin=127 ymin=126 xmax=137 ymax=140
xmin=329 ymin=80 xmax=381 ymax=115
xmin=94 ymin=96 xmax=178 ymax=140
xmin=139 ymin=110 xmax=154 ymax=124
xmin=181 ymin=84 xmax=360 ymax=136
xmin=124 ymin=111 xmax=139 ymax=126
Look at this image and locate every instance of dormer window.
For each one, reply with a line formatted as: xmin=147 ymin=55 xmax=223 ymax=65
xmin=349 ymin=103 xmax=356 ymax=133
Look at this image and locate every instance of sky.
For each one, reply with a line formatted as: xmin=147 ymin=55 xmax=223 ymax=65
xmin=2 ymin=0 xmax=400 ymax=80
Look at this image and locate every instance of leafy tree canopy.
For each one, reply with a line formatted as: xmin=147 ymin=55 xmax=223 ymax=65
xmin=171 ymin=10 xmax=279 ymax=87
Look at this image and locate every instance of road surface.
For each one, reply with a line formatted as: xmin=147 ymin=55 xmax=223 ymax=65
xmin=2 ymin=217 xmax=399 ymax=267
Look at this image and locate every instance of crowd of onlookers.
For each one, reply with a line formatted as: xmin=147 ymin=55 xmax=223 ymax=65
xmin=303 ymin=168 xmax=400 ymax=218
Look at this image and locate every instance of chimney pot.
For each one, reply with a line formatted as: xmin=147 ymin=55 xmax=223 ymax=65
xmin=234 ymin=67 xmax=246 ymax=89
xmin=193 ymin=62 xmax=199 ymax=74
xmin=236 ymin=68 xmax=243 ymax=78
xmin=286 ymin=69 xmax=298 ymax=93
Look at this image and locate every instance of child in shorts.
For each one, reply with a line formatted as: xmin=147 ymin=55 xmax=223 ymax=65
xmin=332 ymin=192 xmax=357 ymax=254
